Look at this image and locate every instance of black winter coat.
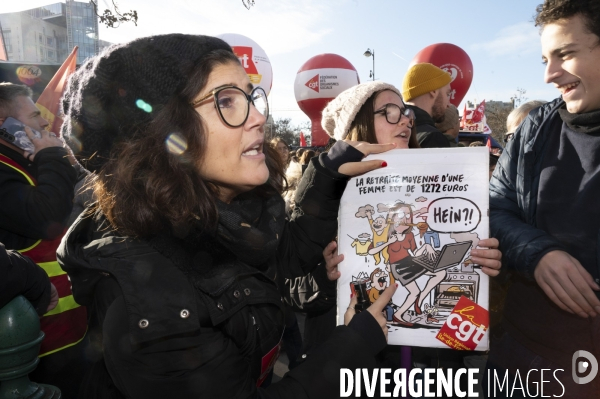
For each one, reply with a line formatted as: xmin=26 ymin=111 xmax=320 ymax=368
xmin=58 ymin=155 xmax=386 ymax=399
xmin=489 ymin=97 xmax=568 ymax=279
xmin=408 ymin=105 xmax=451 ymax=149
xmin=0 ymin=145 xmax=77 ymax=250
xmin=489 ymin=97 xmax=600 ymax=366
xmin=0 ymin=242 xmax=51 ymax=315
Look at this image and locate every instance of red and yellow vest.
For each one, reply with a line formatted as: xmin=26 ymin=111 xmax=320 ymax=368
xmin=0 ymin=153 xmax=87 ymax=356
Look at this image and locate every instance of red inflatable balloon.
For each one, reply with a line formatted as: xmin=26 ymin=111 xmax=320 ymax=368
xmin=409 ymin=43 xmax=473 ymax=107
xmin=294 ymin=54 xmax=359 ymax=146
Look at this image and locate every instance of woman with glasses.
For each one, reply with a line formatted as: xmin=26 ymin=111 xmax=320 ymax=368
xmin=322 ymin=81 xmax=419 ymax=149
xmin=57 ymin=35 xmax=397 ymax=398
xmin=320 ymin=81 xmax=502 ymax=326
xmin=317 ymin=81 xmax=503 ymax=391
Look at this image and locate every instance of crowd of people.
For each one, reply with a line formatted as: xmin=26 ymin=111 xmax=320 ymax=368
xmin=0 ymin=0 xmax=598 ymax=397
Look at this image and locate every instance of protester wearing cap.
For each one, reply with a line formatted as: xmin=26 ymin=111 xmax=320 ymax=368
xmin=402 ymin=63 xmax=453 ymax=148
xmin=57 ymin=33 xmax=399 ymax=398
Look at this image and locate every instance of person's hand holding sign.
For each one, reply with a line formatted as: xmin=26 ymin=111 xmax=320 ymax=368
xmin=345 ymin=283 xmax=398 ymax=340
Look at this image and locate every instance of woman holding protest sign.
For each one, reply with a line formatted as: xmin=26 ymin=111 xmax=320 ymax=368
xmin=56 ymin=34 xmax=400 ymax=398
xmin=321 ymin=81 xmax=502 ymax=312
xmin=317 ymin=81 xmax=503 ymax=389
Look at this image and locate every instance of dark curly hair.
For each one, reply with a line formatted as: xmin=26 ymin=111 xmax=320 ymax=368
xmin=93 ymin=50 xmax=285 ymax=238
xmin=535 ymin=0 xmax=600 ymax=41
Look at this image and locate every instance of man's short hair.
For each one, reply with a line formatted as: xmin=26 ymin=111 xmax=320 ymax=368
xmin=435 ymin=104 xmax=459 ymax=133
xmin=0 ymin=83 xmax=33 ymax=119
xmin=535 ymin=0 xmax=600 ymax=41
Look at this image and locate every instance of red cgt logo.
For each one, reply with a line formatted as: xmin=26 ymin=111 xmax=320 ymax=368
xmin=232 ymin=46 xmax=258 ymax=74
xmin=305 ymin=74 xmax=319 ymax=93
xmin=436 ymin=296 xmax=488 ymax=351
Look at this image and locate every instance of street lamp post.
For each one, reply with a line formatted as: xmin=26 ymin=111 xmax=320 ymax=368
xmin=363 ymin=48 xmax=375 ymax=81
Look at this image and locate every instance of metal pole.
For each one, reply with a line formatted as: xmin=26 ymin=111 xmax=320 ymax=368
xmin=372 ymin=49 xmax=375 ymax=81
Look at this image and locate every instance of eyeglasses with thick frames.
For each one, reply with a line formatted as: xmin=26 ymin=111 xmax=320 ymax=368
xmin=191 ymin=85 xmax=269 ymax=128
xmin=374 ymin=103 xmax=415 ymax=128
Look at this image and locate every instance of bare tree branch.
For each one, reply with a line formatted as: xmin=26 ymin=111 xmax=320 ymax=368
xmin=485 ymin=88 xmax=527 ymax=145
xmin=242 ymin=0 xmax=255 ymax=10
xmin=510 ymin=88 xmax=528 ymax=108
xmin=90 ymin=0 xmax=138 ymax=28
xmin=265 ymin=118 xmax=310 ymax=146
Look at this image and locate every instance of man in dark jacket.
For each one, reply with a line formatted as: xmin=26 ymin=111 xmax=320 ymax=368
xmin=0 ymin=82 xmax=86 ymax=399
xmin=402 ymin=63 xmax=452 ymax=148
xmin=487 ymin=1 xmax=600 ymax=397
xmin=0 ymin=83 xmax=74 ymax=249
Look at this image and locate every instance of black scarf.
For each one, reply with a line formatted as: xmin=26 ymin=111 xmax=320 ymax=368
xmin=214 ymin=191 xmax=286 ymax=267
xmin=558 ymin=106 xmax=600 ymax=135
xmin=146 ymin=191 xmax=286 ymax=356
xmin=148 ymin=190 xmax=286 ymax=287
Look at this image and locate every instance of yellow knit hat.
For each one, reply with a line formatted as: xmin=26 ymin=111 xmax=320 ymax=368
xmin=402 ymin=63 xmax=452 ymax=102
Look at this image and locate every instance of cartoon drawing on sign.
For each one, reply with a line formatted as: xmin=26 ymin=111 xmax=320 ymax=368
xmin=355 ymin=205 xmax=391 ymax=265
xmin=367 ymin=267 xmax=396 ymax=322
xmin=414 ymin=196 xmax=441 ymax=249
xmin=422 ymin=303 xmax=440 ymax=324
xmin=350 ymin=232 xmax=371 ymax=262
xmin=337 ymin=147 xmax=491 ymax=349
xmin=348 ymin=197 xmax=483 ymax=329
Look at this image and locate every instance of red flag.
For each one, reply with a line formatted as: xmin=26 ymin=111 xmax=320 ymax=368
xmin=483 ymin=123 xmax=492 ymax=135
xmin=460 ymin=103 xmax=467 ymax=129
xmin=299 ymin=132 xmax=307 ymax=147
xmin=486 ymin=136 xmax=492 ymax=152
xmin=35 ymin=46 xmax=78 ymax=134
xmin=471 ymin=100 xmax=486 ymax=123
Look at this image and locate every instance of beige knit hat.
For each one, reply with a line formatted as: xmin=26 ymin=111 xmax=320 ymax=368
xmin=321 ymin=81 xmax=401 ymax=140
xmin=402 ymin=63 xmax=452 ymax=102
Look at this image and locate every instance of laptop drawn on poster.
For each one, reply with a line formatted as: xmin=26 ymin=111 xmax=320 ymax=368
xmin=412 ymin=241 xmax=472 ymax=273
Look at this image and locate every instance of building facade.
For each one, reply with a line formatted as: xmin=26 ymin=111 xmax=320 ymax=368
xmin=0 ymin=1 xmax=104 ymax=65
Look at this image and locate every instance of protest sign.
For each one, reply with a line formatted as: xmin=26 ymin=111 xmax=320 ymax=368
xmin=337 ymin=147 xmax=490 ymax=350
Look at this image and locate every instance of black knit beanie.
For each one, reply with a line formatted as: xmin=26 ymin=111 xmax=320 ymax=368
xmin=61 ymin=34 xmax=233 ymax=172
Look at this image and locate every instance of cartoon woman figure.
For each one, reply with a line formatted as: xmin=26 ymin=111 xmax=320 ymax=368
xmin=369 ymin=202 xmax=446 ymax=326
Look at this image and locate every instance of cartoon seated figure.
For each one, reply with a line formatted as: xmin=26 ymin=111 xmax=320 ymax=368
xmin=369 ymin=202 xmax=445 ymax=326
xmin=368 ymin=267 xmax=395 ymax=322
